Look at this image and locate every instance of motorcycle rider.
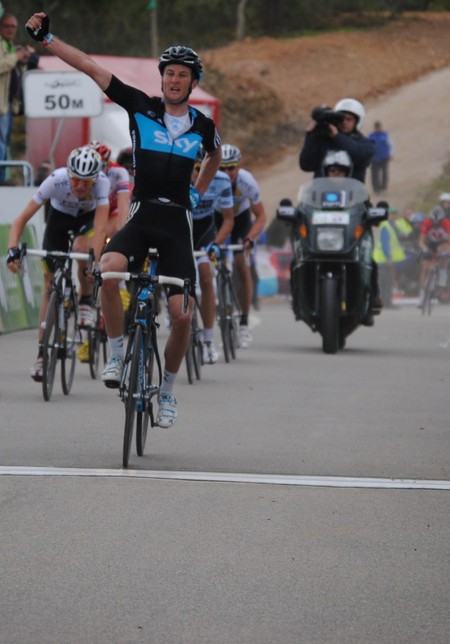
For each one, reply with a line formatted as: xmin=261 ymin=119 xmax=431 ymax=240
xmin=438 ymin=192 xmax=450 ymax=221
xmin=322 ymin=149 xmax=353 ymax=177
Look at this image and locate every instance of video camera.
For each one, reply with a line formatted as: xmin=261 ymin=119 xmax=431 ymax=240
xmin=311 ymin=105 xmax=346 ymax=133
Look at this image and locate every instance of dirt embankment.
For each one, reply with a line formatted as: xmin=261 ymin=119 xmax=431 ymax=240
xmin=201 ymin=13 xmax=450 ymax=174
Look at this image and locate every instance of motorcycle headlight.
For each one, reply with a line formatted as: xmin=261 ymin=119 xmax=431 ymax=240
xmin=316 ymin=227 xmax=345 ymax=251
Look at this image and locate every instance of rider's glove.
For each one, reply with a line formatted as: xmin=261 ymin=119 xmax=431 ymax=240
xmin=25 ymin=14 xmax=51 ymax=42
xmin=7 ymin=247 xmax=20 ymax=265
xmin=189 ymin=186 xmax=202 ymax=211
xmin=206 ymin=242 xmax=221 ymax=259
xmin=244 ymin=237 xmax=255 ymax=250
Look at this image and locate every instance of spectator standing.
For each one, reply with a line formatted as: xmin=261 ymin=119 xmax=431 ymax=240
xmin=0 ymin=12 xmax=39 ymax=182
xmin=373 ymin=207 xmax=406 ymax=308
xmin=368 ymin=120 xmax=393 ymax=194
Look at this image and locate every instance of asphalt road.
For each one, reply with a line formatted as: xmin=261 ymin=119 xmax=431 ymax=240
xmin=1 ymin=300 xmax=450 ymax=644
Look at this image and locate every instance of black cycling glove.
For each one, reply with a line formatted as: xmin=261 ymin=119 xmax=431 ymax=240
xmin=26 ymin=15 xmax=50 ymax=42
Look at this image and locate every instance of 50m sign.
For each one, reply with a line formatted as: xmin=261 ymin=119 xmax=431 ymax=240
xmin=23 ymin=70 xmax=103 ymax=118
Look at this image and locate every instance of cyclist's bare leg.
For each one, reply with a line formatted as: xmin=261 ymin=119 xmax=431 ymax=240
xmin=164 ymin=294 xmax=194 ymax=373
xmin=234 ymin=252 xmax=252 ymax=317
xmin=198 ymin=261 xmax=215 ymax=329
xmin=99 ymin=251 xmax=128 ymax=339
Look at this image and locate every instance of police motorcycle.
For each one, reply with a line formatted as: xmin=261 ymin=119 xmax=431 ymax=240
xmin=277 ymin=167 xmax=388 ymax=353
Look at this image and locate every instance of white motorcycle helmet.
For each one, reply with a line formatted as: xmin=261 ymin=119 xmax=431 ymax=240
xmin=322 ymin=150 xmax=353 ymax=177
xmin=439 ymin=192 xmax=450 ymax=202
xmin=334 ymin=98 xmax=365 ymax=130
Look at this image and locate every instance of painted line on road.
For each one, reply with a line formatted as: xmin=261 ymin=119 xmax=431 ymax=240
xmin=0 ymin=466 xmax=449 ymax=490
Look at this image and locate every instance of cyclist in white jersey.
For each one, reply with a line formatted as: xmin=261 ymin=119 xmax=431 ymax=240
xmin=191 ymin=150 xmax=234 ymax=363
xmin=216 ymin=144 xmax=267 ymax=348
xmin=7 ymin=146 xmax=110 ymax=381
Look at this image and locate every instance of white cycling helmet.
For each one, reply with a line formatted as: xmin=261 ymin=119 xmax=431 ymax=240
xmin=322 ymin=150 xmax=353 ymax=176
xmin=221 ymin=144 xmax=241 ymax=165
xmin=67 ymin=146 xmax=102 ymax=180
xmin=334 ymin=98 xmax=365 ymax=129
xmin=439 ymin=192 xmax=450 ymax=202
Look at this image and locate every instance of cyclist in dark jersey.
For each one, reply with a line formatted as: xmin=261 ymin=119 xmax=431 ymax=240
xmin=26 ymin=12 xmax=222 ymax=427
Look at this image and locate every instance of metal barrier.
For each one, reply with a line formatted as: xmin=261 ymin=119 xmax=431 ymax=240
xmin=0 ymin=161 xmax=35 ymax=187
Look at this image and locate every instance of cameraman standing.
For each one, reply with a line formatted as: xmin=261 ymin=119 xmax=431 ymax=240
xmin=299 ymin=98 xmax=374 ymax=183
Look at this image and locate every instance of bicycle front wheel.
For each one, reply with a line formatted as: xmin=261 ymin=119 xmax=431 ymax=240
xmin=42 ymin=291 xmax=60 ymax=402
xmin=88 ymin=308 xmax=106 ymax=379
xmin=422 ymin=270 xmax=436 ymax=316
xmin=136 ymin=339 xmax=154 ymax=457
xmin=123 ymin=326 xmax=141 ymax=468
xmin=217 ymin=274 xmax=231 ymax=363
xmin=61 ymin=294 xmax=78 ymax=395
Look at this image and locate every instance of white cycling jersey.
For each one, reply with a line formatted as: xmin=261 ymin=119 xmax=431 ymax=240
xmin=192 ymin=170 xmax=233 ymax=220
xmin=34 ymin=168 xmax=110 ymax=216
xmin=231 ymin=168 xmax=262 ymax=216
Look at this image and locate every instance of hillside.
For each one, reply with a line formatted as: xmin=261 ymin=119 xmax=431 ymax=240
xmin=202 ymin=12 xmax=450 ymax=171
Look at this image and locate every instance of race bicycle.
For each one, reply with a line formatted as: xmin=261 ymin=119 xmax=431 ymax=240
xmin=21 ymin=241 xmax=90 ymax=401
xmin=99 ymin=249 xmax=190 ymax=468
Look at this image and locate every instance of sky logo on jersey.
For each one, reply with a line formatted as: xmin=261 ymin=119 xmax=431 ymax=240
xmin=135 ymin=114 xmax=202 ymax=159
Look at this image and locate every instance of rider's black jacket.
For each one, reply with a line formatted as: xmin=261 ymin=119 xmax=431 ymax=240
xmin=299 ymin=128 xmax=375 ymax=183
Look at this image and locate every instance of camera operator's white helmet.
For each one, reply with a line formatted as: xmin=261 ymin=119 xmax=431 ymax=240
xmin=439 ymin=192 xmax=450 ymax=202
xmin=334 ymin=98 xmax=365 ymax=129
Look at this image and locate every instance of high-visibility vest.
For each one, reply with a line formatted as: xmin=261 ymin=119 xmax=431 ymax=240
xmin=373 ymin=221 xmax=406 ymax=263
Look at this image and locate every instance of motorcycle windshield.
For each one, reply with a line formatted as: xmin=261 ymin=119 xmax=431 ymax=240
xmin=298 ymin=177 xmax=369 ymax=210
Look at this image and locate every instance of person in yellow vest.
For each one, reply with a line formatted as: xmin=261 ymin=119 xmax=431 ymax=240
xmin=373 ymin=206 xmax=406 ymax=308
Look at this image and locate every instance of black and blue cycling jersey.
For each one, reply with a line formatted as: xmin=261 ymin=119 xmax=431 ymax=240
xmin=105 ymin=75 xmax=221 ymax=209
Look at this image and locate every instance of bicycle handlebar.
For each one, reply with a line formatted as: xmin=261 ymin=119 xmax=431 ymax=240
xmin=101 ymin=271 xmax=191 ymax=315
xmin=21 ymin=246 xmax=90 ymax=262
xmin=101 ymin=271 xmax=186 ymax=289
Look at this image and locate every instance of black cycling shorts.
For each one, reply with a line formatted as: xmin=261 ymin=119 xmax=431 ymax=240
xmin=215 ymin=208 xmax=251 ymax=250
xmin=42 ymin=206 xmax=94 ymax=272
xmin=192 ymin=215 xmax=216 ymax=250
xmin=103 ymin=199 xmax=196 ymax=296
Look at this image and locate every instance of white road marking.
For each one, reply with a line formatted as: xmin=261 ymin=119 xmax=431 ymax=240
xmin=0 ymin=466 xmax=449 ymax=490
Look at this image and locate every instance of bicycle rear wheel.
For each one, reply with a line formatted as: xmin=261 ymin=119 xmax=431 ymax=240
xmin=185 ymin=339 xmax=195 ymax=384
xmin=61 ymin=294 xmax=78 ymax=395
xmin=123 ymin=326 xmax=141 ymax=468
xmin=42 ymin=291 xmax=60 ymax=402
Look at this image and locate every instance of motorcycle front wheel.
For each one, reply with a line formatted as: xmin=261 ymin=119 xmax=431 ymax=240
xmin=321 ymin=277 xmax=339 ymax=354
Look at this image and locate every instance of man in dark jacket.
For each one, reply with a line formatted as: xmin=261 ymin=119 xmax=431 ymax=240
xmin=299 ymin=98 xmax=375 ymax=184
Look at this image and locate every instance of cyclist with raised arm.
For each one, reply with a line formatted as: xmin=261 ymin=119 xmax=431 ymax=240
xmin=215 ymin=144 xmax=267 ymax=348
xmin=6 ymin=146 xmax=110 ymax=380
xmin=24 ymin=12 xmax=221 ymax=427
xmin=191 ymin=147 xmax=234 ymax=363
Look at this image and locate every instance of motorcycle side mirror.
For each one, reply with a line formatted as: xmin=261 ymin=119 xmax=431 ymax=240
xmin=366 ymin=205 xmax=389 ymax=225
xmin=276 ymin=198 xmax=296 ymax=221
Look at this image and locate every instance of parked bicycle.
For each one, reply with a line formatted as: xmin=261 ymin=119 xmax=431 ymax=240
xmin=20 ymin=242 xmax=90 ymax=401
xmin=214 ymin=244 xmax=243 ymax=363
xmin=98 ymin=249 xmax=190 ymax=468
